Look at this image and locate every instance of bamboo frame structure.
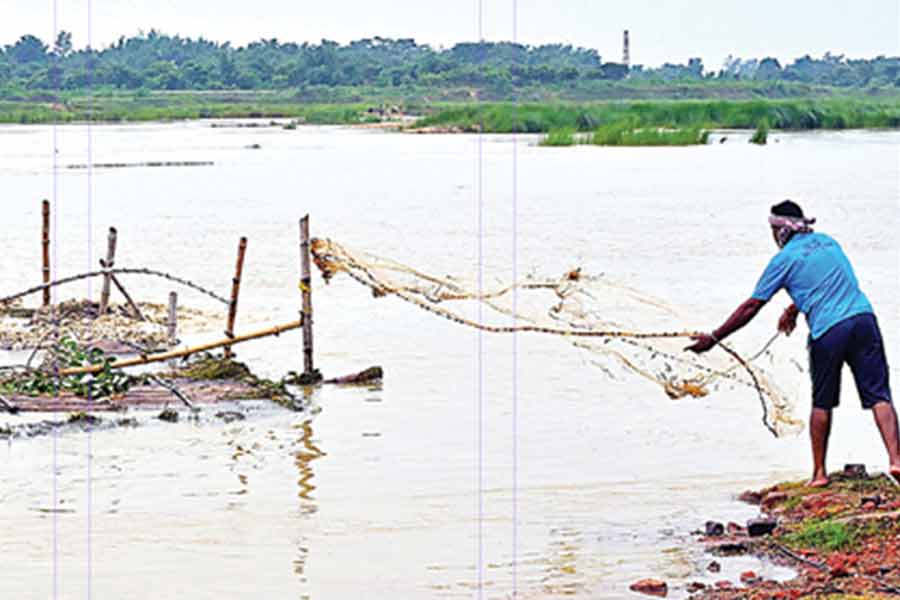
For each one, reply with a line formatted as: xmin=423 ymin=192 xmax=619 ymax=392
xmin=41 ymin=200 xmax=50 ymax=307
xmin=224 ymin=237 xmax=247 ymax=358
xmin=59 ymin=319 xmax=303 ymax=376
xmin=1 ymin=267 xmax=230 ymax=305
xmin=99 ymin=227 xmax=118 ymax=314
xmin=167 ymin=291 xmax=178 ymax=344
xmin=299 ymin=216 xmax=314 ymax=376
xmin=109 ymin=271 xmax=146 ymax=321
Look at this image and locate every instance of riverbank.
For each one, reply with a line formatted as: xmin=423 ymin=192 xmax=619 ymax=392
xmin=0 ymin=91 xmax=379 ymax=125
xmin=634 ymin=467 xmax=900 ymax=598
xmin=3 ymin=92 xmax=899 ymax=136
xmin=414 ymin=97 xmax=900 ymax=134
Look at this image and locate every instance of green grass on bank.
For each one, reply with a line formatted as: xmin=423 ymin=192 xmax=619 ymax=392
xmin=1 ymin=91 xmax=899 ymax=136
xmin=0 ymin=92 xmax=379 ymax=125
xmin=416 ymin=97 xmax=900 ymax=133
xmin=590 ymin=123 xmax=709 ymax=146
xmin=782 ymin=520 xmax=857 ymax=552
xmin=538 ymin=128 xmax=578 ymax=146
xmin=539 ymin=123 xmax=709 ymax=147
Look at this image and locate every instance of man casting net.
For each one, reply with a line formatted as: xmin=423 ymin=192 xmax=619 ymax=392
xmin=310 ymin=235 xmax=805 ymax=438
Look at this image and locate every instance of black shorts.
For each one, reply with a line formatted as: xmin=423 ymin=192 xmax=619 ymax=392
xmin=808 ymin=313 xmax=893 ymax=410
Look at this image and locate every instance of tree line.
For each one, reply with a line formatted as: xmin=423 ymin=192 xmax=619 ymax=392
xmin=1 ymin=31 xmax=898 ymax=93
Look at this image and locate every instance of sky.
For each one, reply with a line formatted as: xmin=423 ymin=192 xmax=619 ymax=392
xmin=2 ymin=0 xmax=898 ymax=69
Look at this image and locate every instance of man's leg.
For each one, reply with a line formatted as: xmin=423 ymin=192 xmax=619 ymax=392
xmin=847 ymin=314 xmax=897 ymax=478
xmin=809 ymin=407 xmax=832 ymax=487
xmin=871 ymin=401 xmax=900 ymax=478
xmin=808 ymin=325 xmax=843 ymax=488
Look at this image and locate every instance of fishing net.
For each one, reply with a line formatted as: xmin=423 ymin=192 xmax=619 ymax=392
xmin=311 ymin=238 xmax=804 ymax=437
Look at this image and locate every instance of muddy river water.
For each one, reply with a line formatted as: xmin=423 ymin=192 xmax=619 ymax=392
xmin=1 ymin=122 xmax=898 ymax=598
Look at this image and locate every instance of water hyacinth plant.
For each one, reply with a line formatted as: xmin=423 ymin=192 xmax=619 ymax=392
xmin=750 ymin=118 xmax=770 ymax=144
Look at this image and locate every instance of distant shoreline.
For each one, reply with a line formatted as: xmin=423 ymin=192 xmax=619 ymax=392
xmin=1 ymin=93 xmax=898 ymax=138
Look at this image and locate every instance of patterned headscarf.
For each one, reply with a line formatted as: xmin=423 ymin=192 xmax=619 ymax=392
xmin=769 ymin=214 xmax=815 ymax=248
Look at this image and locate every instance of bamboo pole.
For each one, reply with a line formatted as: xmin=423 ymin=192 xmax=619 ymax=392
xmin=148 ymin=375 xmax=195 ymax=410
xmin=0 ymin=267 xmax=230 ymax=306
xmin=0 ymin=393 xmax=19 ymax=414
xmin=299 ymin=216 xmax=314 ymax=376
xmin=167 ymin=291 xmax=178 ymax=344
xmin=99 ymin=227 xmax=117 ymax=314
xmin=224 ymin=237 xmax=247 ymax=358
xmin=41 ymin=200 xmax=50 ymax=307
xmin=167 ymin=291 xmax=178 ymax=370
xmin=59 ymin=319 xmax=303 ymax=376
xmin=103 ymin=264 xmax=145 ymax=321
xmin=111 ymin=275 xmax=144 ymax=321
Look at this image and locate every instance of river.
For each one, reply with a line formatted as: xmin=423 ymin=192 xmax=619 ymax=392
xmin=1 ymin=122 xmax=897 ymax=598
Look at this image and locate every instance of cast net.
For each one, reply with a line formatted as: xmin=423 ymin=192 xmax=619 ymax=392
xmin=311 ymin=238 xmax=804 ymax=437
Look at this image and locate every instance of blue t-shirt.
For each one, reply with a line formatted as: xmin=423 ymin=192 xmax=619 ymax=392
xmin=751 ymin=232 xmax=873 ymax=340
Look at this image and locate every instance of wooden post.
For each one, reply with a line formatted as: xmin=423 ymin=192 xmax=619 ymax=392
xmin=99 ymin=227 xmax=117 ymax=314
xmin=167 ymin=291 xmax=178 ymax=370
xmin=299 ymin=216 xmax=315 ymax=378
xmin=41 ymin=200 xmax=50 ymax=307
xmin=224 ymin=236 xmax=247 ymax=358
xmin=167 ymin=291 xmax=178 ymax=344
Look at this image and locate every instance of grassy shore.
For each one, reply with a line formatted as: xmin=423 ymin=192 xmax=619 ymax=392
xmin=416 ymin=97 xmax=900 ymax=133
xmin=537 ymin=128 xmax=579 ymax=146
xmin=687 ymin=470 xmax=900 ymax=599
xmin=2 ymin=92 xmax=898 ymax=151
xmin=591 ymin=123 xmax=709 ymax=146
xmin=0 ymin=91 xmax=378 ymax=125
xmin=538 ymin=124 xmax=710 ymax=147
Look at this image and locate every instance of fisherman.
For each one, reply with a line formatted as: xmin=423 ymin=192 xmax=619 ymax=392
xmin=686 ymin=200 xmax=897 ymax=487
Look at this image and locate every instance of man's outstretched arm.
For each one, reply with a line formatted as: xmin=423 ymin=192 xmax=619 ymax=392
xmin=685 ymin=298 xmax=766 ymax=353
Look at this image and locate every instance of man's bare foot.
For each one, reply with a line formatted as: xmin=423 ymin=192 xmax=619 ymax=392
xmin=808 ymin=475 xmax=830 ymax=488
xmin=889 ymin=464 xmax=900 ymax=485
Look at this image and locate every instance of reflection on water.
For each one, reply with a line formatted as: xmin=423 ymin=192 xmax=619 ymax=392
xmin=294 ymin=419 xmax=325 ymax=506
xmin=541 ymin=527 xmax=586 ymax=596
xmin=293 ymin=418 xmax=324 ymax=585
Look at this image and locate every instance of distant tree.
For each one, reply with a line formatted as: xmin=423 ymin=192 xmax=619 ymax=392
xmin=687 ymin=57 xmax=704 ymax=77
xmin=756 ymin=57 xmax=782 ymax=80
xmin=601 ymin=62 xmax=629 ymax=80
xmin=53 ymin=31 xmax=73 ymax=57
xmin=6 ymin=35 xmax=48 ymax=64
xmin=0 ymin=31 xmax=895 ymax=94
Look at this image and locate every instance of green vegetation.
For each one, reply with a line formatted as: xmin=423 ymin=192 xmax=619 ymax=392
xmin=591 ymin=123 xmax=709 ymax=146
xmin=175 ymin=354 xmax=255 ymax=380
xmin=172 ymin=353 xmax=311 ymax=407
xmin=0 ymin=30 xmax=897 ymax=131
xmin=417 ymin=98 xmax=900 ymax=133
xmin=783 ymin=520 xmax=857 ymax=552
xmin=750 ymin=118 xmax=770 ymax=144
xmin=0 ymin=92 xmax=376 ymax=124
xmin=2 ymin=93 xmax=898 ymax=136
xmin=2 ymin=31 xmax=899 ymax=96
xmin=538 ymin=128 xmax=578 ymax=146
xmin=539 ymin=122 xmax=709 ymax=147
xmin=0 ymin=337 xmax=132 ymax=399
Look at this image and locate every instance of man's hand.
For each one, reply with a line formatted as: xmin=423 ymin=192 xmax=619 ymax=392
xmin=684 ymin=298 xmax=766 ymax=355
xmin=685 ymin=333 xmax=717 ymax=354
xmin=778 ymin=304 xmax=799 ymax=336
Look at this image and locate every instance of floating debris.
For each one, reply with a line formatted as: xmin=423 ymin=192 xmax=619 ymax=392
xmin=0 ymin=299 xmax=220 ymax=351
xmin=65 ymin=161 xmax=214 ymax=169
xmin=157 ymin=408 xmax=179 ymax=422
